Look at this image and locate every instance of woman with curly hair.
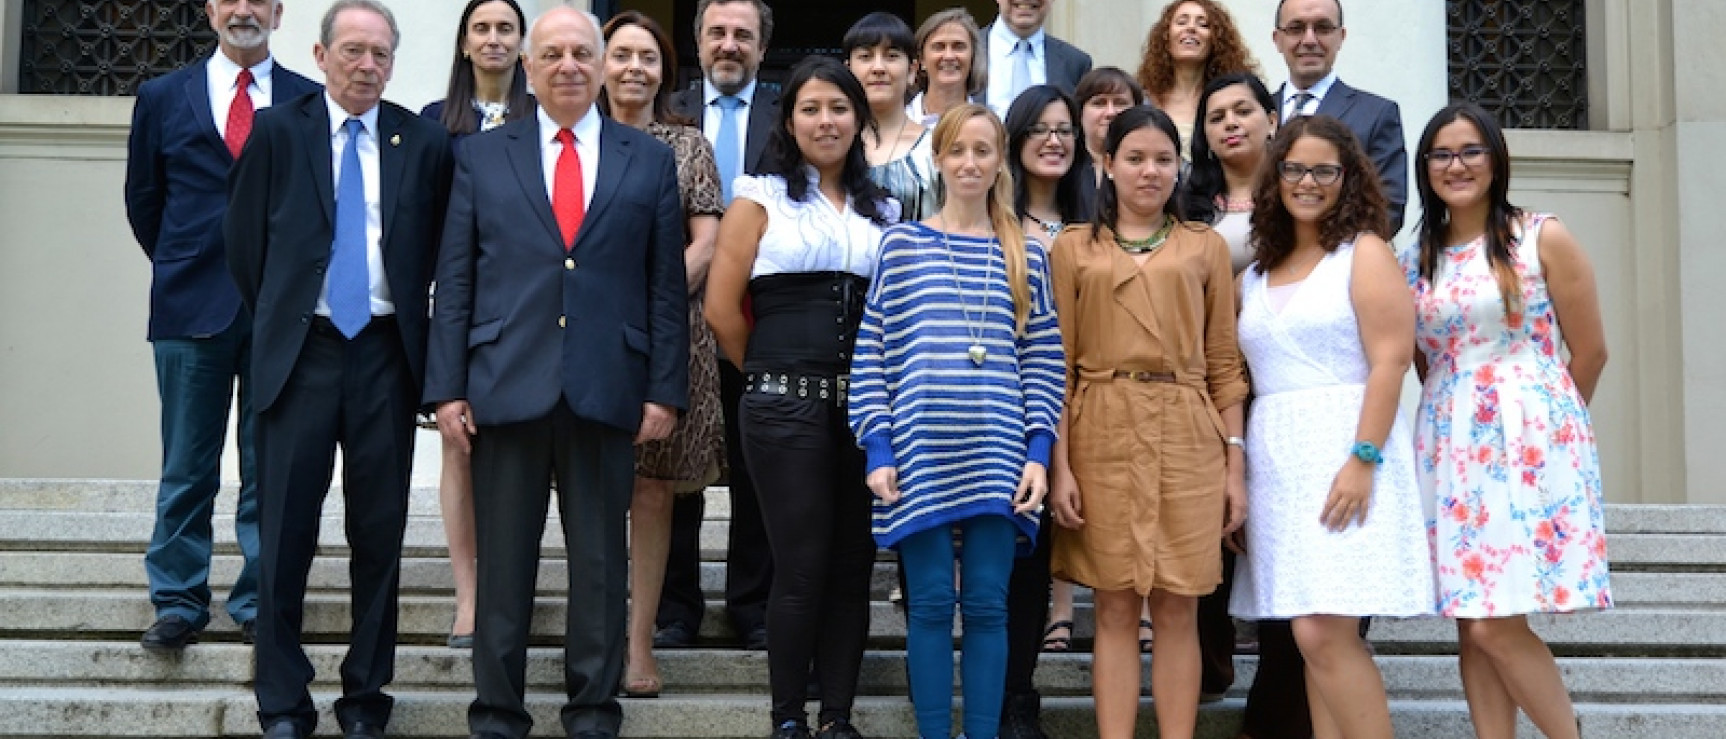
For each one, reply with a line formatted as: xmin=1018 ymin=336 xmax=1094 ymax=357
xmin=1134 ymin=0 xmax=1257 ymax=160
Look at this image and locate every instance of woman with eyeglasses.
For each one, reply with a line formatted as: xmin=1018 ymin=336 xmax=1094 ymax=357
xmin=1133 ymin=0 xmax=1258 ymax=161
xmin=1048 ymin=106 xmax=1247 ymax=739
xmin=1228 ymin=114 xmax=1435 ymax=739
xmin=1408 ymin=103 xmax=1609 ymax=739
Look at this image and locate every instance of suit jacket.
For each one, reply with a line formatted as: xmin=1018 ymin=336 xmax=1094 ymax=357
xmin=669 ymin=84 xmax=780 ymax=176
xmin=423 ymin=114 xmax=689 ymax=432
xmin=224 ymin=92 xmax=453 ymax=412
xmin=124 ymin=57 xmax=320 ymax=340
xmin=1279 ymin=79 xmax=1409 ymax=235
xmin=980 ymin=24 xmax=1095 ymax=95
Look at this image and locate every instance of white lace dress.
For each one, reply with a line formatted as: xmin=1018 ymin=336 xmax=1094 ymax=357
xmin=1229 ymin=242 xmax=1438 ymax=619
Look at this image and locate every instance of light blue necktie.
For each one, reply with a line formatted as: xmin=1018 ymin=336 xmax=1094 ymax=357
xmin=1010 ymin=39 xmax=1033 ymax=102
xmin=714 ymin=95 xmax=744 ymax=204
xmin=328 ymin=118 xmax=370 ymax=339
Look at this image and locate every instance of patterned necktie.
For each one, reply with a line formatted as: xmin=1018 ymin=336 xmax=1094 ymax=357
xmin=554 ymin=128 xmax=586 ymax=249
xmin=328 ymin=118 xmax=371 ymax=339
xmin=1287 ymin=91 xmax=1315 ymax=122
xmin=1010 ymin=39 xmax=1033 ymax=102
xmin=714 ymin=95 xmax=744 ymax=204
xmin=225 ymin=68 xmax=255 ymax=160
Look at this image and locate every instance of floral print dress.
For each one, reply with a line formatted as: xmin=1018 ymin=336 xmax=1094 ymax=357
xmin=1407 ymin=213 xmax=1612 ymax=618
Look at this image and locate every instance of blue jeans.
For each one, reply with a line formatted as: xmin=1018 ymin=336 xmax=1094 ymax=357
xmin=901 ymin=514 xmax=1018 ymax=739
xmin=147 ymin=318 xmax=259 ymax=627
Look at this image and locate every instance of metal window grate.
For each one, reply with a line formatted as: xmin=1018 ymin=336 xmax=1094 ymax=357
xmin=18 ymin=0 xmax=218 ymax=95
xmin=1446 ymin=0 xmax=1589 ymax=129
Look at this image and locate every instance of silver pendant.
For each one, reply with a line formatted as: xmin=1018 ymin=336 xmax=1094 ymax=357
xmin=968 ymin=344 xmax=987 ymax=366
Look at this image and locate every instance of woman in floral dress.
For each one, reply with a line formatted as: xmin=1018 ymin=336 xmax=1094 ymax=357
xmin=1408 ymin=103 xmax=1611 ymax=739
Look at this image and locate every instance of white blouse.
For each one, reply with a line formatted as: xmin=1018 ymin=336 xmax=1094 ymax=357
xmin=735 ymin=169 xmax=901 ymax=280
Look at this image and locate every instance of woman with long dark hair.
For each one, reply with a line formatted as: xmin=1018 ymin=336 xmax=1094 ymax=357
xmin=1182 ymin=72 xmax=1275 ymax=269
xmin=1409 ymin=103 xmax=1610 ymax=739
xmin=1048 ymin=106 xmax=1247 ymax=739
xmin=844 ymin=12 xmax=936 ymax=221
xmin=705 ymin=56 xmax=896 ymax=739
xmin=1133 ymin=0 xmax=1258 ymax=159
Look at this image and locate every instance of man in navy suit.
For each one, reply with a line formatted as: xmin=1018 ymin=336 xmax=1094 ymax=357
xmin=123 ymin=0 xmax=319 ymax=653
xmin=424 ymin=7 xmax=687 ymax=738
xmin=981 ymin=0 xmax=1093 ymax=118
xmin=225 ymin=1 xmax=451 ymax=736
xmin=1272 ymin=0 xmax=1408 ymax=235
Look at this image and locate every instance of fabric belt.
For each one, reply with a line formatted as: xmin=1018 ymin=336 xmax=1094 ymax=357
xmin=1076 ymin=367 xmax=1186 ymax=384
xmin=744 ymin=372 xmax=850 ymax=406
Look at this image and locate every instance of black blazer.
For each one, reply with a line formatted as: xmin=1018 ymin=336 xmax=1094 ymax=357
xmin=980 ymin=24 xmax=1095 ymax=94
xmin=225 ymin=92 xmax=453 ymax=412
xmin=423 ymin=114 xmax=689 ymax=432
xmin=1279 ymin=79 xmax=1409 ymax=236
xmin=669 ymin=84 xmax=781 ymax=176
xmin=124 ymin=57 xmax=320 ymax=340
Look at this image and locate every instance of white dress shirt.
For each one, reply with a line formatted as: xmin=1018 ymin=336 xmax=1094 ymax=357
xmin=318 ymin=93 xmax=393 ymax=316
xmin=206 ymin=50 xmax=275 ymax=139
xmin=537 ymin=105 xmax=601 ymax=212
xmin=985 ymin=21 xmax=1047 ymax=117
xmin=1282 ymin=70 xmax=1339 ymax=122
xmin=700 ymin=77 xmax=757 ymax=156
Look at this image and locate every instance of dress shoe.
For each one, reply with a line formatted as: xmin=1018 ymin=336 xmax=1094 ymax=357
xmin=814 ymin=718 xmax=863 ymax=739
xmin=998 ymin=689 xmax=1049 ymax=739
xmin=239 ymin=620 xmax=256 ymax=645
xmin=744 ymin=624 xmax=768 ymax=651
xmin=771 ymin=721 xmax=812 ymax=739
xmin=447 ymin=632 xmax=474 ymax=649
xmin=262 ymin=720 xmax=306 ymax=739
xmin=344 ymin=721 xmax=385 ymax=738
xmin=141 ymin=615 xmax=200 ymax=652
xmin=652 ymin=622 xmax=694 ymax=649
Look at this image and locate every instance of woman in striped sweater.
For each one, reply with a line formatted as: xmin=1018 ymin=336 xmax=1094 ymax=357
xmin=847 ymin=103 xmax=1066 ymax=739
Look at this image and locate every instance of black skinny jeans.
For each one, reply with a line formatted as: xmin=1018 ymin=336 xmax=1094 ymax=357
xmin=1003 ymin=508 xmax=1055 ymax=697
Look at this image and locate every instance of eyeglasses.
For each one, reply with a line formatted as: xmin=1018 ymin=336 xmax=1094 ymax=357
xmin=1278 ymin=21 xmax=1340 ymax=38
xmin=1425 ymin=145 xmax=1490 ymax=169
xmin=1026 ymin=123 xmax=1077 ymax=140
xmin=1277 ymin=162 xmax=1343 ymax=186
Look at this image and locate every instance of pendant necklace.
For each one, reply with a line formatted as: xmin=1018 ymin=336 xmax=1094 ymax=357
xmin=1025 ymin=212 xmax=1063 ymax=242
xmin=938 ymin=218 xmax=998 ymax=367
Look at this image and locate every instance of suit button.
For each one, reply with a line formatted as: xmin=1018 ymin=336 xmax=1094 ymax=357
xmin=565 ymin=258 xmax=575 ymax=270
xmin=299 ymin=313 xmax=310 ymax=324
xmin=558 ymin=316 xmax=566 ymax=328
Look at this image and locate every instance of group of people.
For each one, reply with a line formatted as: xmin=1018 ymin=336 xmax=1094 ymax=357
xmin=122 ymin=1 xmax=1612 ymax=739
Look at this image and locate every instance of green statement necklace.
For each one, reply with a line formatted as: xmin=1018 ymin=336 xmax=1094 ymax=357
xmin=1115 ymin=217 xmax=1175 ymax=254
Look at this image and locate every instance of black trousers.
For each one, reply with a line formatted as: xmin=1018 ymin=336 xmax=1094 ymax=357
xmin=739 ymin=392 xmax=876 ymax=729
xmin=1198 ymin=549 xmax=1312 ymax=739
xmin=660 ymin=361 xmax=773 ymax=636
xmin=253 ymin=318 xmax=414 ymax=734
xmin=1003 ymin=508 xmax=1055 ymax=696
xmin=467 ymin=404 xmax=634 ymax=739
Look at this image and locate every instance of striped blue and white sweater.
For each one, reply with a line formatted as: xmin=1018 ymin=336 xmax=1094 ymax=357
xmin=848 ymin=221 xmax=1067 ymax=550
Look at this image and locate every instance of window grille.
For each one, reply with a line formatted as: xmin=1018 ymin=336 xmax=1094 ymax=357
xmin=19 ymin=1 xmax=218 ymax=95
xmin=1446 ymin=0 xmax=1588 ymax=129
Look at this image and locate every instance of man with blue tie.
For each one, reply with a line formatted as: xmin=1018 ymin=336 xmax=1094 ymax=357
xmin=124 ymin=0 xmax=319 ymax=653
xmin=981 ymin=0 xmax=1092 ymax=118
xmin=224 ymin=1 xmax=450 ymax=737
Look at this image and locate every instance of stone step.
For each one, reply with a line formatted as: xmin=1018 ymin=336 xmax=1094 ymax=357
xmin=4 ymin=640 xmax=1723 ymax=705
xmin=0 ymin=686 xmax=1722 ymax=738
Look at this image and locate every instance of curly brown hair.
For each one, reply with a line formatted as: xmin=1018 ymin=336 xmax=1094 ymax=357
xmin=1249 ymin=115 xmax=1389 ymax=273
xmin=1135 ymin=0 xmax=1258 ymax=106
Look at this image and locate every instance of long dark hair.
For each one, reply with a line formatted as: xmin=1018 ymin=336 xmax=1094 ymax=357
xmin=1004 ymin=85 xmax=1090 ymax=223
xmin=1414 ymin=103 xmax=1524 ymax=316
xmin=598 ymin=11 xmax=693 ymax=126
xmin=1182 ymin=72 xmax=1274 ymax=224
xmin=438 ymin=0 xmax=532 ymax=135
xmin=1090 ymin=105 xmax=1185 ymax=240
xmin=760 ymin=56 xmax=892 ymax=225
xmin=1249 ymin=115 xmax=1388 ymax=273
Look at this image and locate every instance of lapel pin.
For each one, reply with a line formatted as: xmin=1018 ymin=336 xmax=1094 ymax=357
xmin=389 ymin=134 xmax=401 ymax=147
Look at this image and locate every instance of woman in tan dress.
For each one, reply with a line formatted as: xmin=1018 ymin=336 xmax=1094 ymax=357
xmin=1048 ymin=106 xmax=1248 ymax=739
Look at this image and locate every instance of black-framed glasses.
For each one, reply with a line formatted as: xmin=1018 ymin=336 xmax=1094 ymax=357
xmin=1278 ymin=21 xmax=1340 ymax=38
xmin=1425 ymin=145 xmax=1490 ymax=169
xmin=1277 ymin=162 xmax=1343 ymax=186
xmin=1027 ymin=123 xmax=1077 ymax=140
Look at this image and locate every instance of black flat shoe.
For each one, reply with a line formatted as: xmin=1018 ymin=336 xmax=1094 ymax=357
xmin=141 ymin=615 xmax=200 ymax=652
xmin=447 ymin=632 xmax=474 ymax=649
xmin=653 ymin=622 xmax=694 ymax=649
xmin=263 ymin=720 xmax=305 ymax=739
xmin=344 ymin=721 xmax=385 ymax=739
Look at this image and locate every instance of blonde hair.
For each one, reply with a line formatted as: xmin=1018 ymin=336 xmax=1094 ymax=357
xmin=931 ymin=103 xmax=1030 ymax=334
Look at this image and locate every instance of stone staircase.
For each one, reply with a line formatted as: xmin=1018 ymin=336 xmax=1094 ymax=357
xmin=1 ymin=478 xmax=1724 ymax=738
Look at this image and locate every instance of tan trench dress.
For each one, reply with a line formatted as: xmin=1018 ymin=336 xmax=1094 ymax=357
xmin=1049 ymin=224 xmax=1249 ymax=596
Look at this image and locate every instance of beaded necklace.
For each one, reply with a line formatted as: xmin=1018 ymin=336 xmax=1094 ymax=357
xmin=1115 ymin=217 xmax=1175 ymax=254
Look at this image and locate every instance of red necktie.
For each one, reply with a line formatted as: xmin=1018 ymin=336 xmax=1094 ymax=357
xmin=553 ymin=128 xmax=585 ymax=250
xmin=226 ymin=68 xmax=255 ymax=160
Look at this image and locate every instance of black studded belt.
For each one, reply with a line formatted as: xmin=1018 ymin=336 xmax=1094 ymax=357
xmin=744 ymin=372 xmax=850 ymax=406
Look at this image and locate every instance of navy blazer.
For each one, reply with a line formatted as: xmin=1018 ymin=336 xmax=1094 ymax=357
xmin=224 ymin=92 xmax=453 ymax=412
xmin=670 ymin=84 xmax=780 ymax=177
xmin=124 ymin=57 xmax=320 ymax=340
xmin=423 ymin=114 xmax=689 ymax=432
xmin=980 ymin=25 xmax=1095 ymax=95
xmin=1280 ymin=79 xmax=1409 ymax=236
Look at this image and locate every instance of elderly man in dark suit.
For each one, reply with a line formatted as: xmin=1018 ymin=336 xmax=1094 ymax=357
xmin=981 ymin=0 xmax=1093 ymax=117
xmin=1273 ymin=0 xmax=1408 ymax=234
xmin=124 ymin=0 xmax=319 ymax=654
xmin=224 ymin=1 xmax=450 ymax=736
xmin=423 ymin=6 xmax=687 ymax=739
xmin=660 ymin=0 xmax=779 ymax=652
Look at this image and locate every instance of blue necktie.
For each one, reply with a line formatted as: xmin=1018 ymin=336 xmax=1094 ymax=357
xmin=714 ymin=95 xmax=743 ymax=203
xmin=328 ymin=118 xmax=370 ymax=339
xmin=1010 ymin=39 xmax=1033 ymax=102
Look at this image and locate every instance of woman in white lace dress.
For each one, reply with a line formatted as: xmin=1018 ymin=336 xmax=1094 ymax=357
xmin=1229 ymin=115 xmax=1437 ymax=737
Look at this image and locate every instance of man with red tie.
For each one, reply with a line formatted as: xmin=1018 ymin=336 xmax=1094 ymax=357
xmin=123 ymin=0 xmax=319 ymax=653
xmin=423 ymin=6 xmax=688 ymax=739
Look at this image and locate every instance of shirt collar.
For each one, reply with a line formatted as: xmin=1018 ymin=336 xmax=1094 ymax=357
xmin=537 ymin=103 xmax=602 ymax=146
xmin=209 ymin=49 xmax=274 ymax=90
xmin=1289 ymin=70 xmax=1339 ymax=101
xmin=990 ymin=20 xmax=1045 ymax=55
xmin=324 ymin=92 xmax=380 ymax=139
xmin=704 ymin=77 xmax=758 ymax=107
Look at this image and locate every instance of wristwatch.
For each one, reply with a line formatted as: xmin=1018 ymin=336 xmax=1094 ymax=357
xmin=1352 ymin=440 xmax=1384 ymax=465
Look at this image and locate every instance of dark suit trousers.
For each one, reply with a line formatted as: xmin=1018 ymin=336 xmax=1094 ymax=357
xmin=1198 ymin=549 xmax=1312 ymax=739
xmin=254 ymin=318 xmax=414 ymax=734
xmin=660 ymin=360 xmax=773 ymax=635
xmin=467 ymin=404 xmax=633 ymax=739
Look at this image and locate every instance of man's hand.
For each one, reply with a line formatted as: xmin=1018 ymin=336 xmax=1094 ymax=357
xmin=436 ymin=400 xmax=478 ymax=454
xmin=635 ymin=402 xmax=677 ymax=445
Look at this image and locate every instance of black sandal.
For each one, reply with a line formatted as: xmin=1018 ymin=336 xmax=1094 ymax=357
xmin=1042 ymin=620 xmax=1073 ymax=653
xmin=1139 ymin=619 xmax=1154 ymax=653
